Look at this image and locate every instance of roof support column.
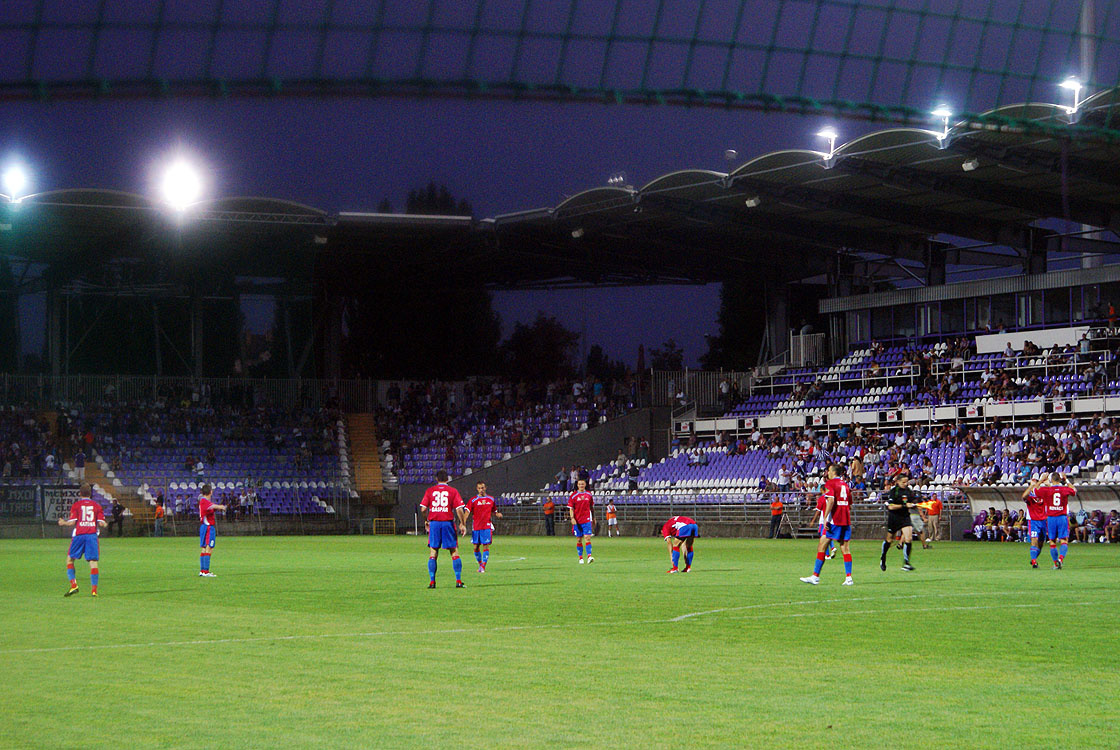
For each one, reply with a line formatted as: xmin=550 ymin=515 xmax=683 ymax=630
xmin=1025 ymin=227 xmax=1049 ymax=275
xmin=925 ymin=240 xmax=947 ymax=286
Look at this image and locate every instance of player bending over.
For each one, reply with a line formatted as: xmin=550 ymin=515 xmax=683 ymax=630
xmin=466 ymin=481 xmax=502 ymax=573
xmin=198 ymin=484 xmax=227 ymax=577
xmin=568 ymin=478 xmax=595 ymax=564
xmin=881 ymin=473 xmax=919 ymax=572
xmin=1022 ymin=478 xmax=1049 ymax=569
xmin=801 ymin=464 xmax=854 ymax=586
xmin=1034 ymin=472 xmax=1076 ymax=569
xmin=59 ymin=484 xmax=107 ymax=597
xmin=420 ymin=470 xmax=468 ymax=588
xmin=661 ymin=516 xmax=698 ymax=573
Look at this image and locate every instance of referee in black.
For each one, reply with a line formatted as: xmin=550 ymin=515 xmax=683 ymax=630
xmin=881 ymin=472 xmax=920 ymax=571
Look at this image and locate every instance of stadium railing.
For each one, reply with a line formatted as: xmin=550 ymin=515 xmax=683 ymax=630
xmin=491 ymin=490 xmax=968 ymax=527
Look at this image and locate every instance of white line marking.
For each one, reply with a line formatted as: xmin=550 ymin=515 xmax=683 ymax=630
xmin=2 ymin=590 xmax=1101 ymax=656
xmin=670 ymin=589 xmax=1032 ymax=622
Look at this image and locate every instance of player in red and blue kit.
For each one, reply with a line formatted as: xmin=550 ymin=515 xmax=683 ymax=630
xmin=1022 ymin=478 xmax=1049 ymax=568
xmin=198 ymin=483 xmax=227 ymax=577
xmin=1035 ymin=473 xmax=1076 ymax=569
xmin=59 ymin=484 xmax=107 ymax=597
xmin=801 ymin=464 xmax=855 ymax=586
xmin=567 ymin=478 xmax=595 ymax=563
xmin=466 ymin=481 xmax=503 ymax=573
xmin=811 ymin=493 xmax=835 ymax=560
xmin=661 ymin=515 xmax=698 ymax=573
xmin=420 ymin=470 xmax=468 ymax=588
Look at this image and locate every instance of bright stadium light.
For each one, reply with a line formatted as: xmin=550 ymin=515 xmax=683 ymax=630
xmin=744 ymin=196 xmax=762 ymax=208
xmin=932 ymin=105 xmax=953 ymax=141
xmin=160 ymin=159 xmax=202 ymax=211
xmin=1060 ymin=76 xmax=1083 ymax=115
xmin=2 ymin=163 xmax=28 ymax=200
xmin=816 ymin=127 xmax=838 ymax=160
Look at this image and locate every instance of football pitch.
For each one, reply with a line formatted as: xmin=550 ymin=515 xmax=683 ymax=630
xmin=2 ymin=535 xmax=1117 ymax=749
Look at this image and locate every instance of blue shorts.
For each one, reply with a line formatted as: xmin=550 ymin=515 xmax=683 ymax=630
xmin=818 ymin=523 xmax=826 ymax=537
xmin=428 ymin=520 xmax=458 ymax=550
xmin=472 ymin=529 xmax=493 ymax=545
xmin=1046 ymin=515 xmax=1069 ymax=541
xmin=68 ymin=533 xmax=99 ymax=561
xmin=199 ymin=524 xmax=216 ymax=548
xmin=1029 ymin=519 xmax=1048 ymax=541
xmin=572 ymin=521 xmax=594 ymax=537
xmin=674 ymin=523 xmax=699 ymax=539
xmin=824 ymin=523 xmax=852 ymax=542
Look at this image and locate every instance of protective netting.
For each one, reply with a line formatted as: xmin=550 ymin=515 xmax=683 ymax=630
xmin=2 ymin=0 xmax=1119 ymax=138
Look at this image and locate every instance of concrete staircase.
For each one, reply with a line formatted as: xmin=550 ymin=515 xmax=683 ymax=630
xmin=88 ymin=454 xmax=153 ymax=523
xmin=346 ymin=413 xmax=383 ymax=499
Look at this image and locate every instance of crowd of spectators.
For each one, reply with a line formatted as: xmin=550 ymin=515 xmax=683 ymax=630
xmin=970 ymin=507 xmax=1120 ymax=543
xmin=0 ymin=405 xmax=60 ymax=478
xmin=378 ymin=377 xmax=639 ymax=481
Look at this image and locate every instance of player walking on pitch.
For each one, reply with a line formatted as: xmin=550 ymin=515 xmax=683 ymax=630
xmin=801 ymin=464 xmax=854 ymax=586
xmin=420 ymin=470 xmax=468 ymax=587
xmin=59 ymin=484 xmax=107 ymax=597
xmin=662 ymin=515 xmax=698 ymax=573
xmin=465 ymin=481 xmax=502 ymax=573
xmin=198 ymin=483 xmax=227 ymax=577
xmin=1034 ymin=472 xmax=1076 ymax=569
xmin=568 ymin=478 xmax=595 ymax=563
xmin=881 ymin=473 xmax=919 ymax=571
xmin=810 ymin=493 xmax=835 ymax=560
xmin=1022 ymin=479 xmax=1049 ymax=568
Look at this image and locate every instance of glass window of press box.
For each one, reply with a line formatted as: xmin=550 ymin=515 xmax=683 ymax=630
xmin=848 ymin=285 xmax=1119 ymax=343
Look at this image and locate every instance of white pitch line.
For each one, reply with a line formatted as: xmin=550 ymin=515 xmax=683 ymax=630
xmin=0 ymin=590 xmax=1102 ymax=656
xmin=669 ymin=588 xmax=1036 ymax=622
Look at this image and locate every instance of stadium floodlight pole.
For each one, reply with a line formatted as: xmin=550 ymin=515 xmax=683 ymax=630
xmin=2 ymin=163 xmax=28 ymax=201
xmin=816 ymin=127 xmax=838 ymax=167
xmin=931 ymin=106 xmax=953 ymax=146
xmin=1060 ymin=77 xmax=1083 ymax=121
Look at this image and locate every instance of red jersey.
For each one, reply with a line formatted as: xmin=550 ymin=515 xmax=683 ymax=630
xmin=1024 ymin=491 xmax=1048 ymax=521
xmin=1036 ymin=485 xmax=1076 ymax=517
xmin=661 ymin=516 xmax=696 ymax=538
xmin=420 ymin=483 xmax=465 ymax=522
xmin=567 ymin=491 xmax=594 ymax=524
xmin=199 ymin=495 xmax=218 ymax=525
xmin=68 ymin=499 xmax=104 ymax=536
xmin=467 ymin=495 xmax=497 ymax=531
xmin=815 ymin=495 xmax=828 ymax=517
xmin=822 ymin=477 xmax=852 ymax=526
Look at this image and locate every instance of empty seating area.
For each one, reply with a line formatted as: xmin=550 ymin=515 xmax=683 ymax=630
xmin=69 ymin=404 xmax=351 ymax=516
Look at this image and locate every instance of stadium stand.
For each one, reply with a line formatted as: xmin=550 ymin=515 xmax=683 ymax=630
xmin=377 ymin=378 xmax=636 ymax=484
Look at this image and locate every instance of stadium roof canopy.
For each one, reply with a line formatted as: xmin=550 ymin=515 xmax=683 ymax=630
xmin=4 ymin=94 xmax=1120 ymax=291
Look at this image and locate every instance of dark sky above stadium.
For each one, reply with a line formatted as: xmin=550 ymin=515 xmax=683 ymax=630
xmin=0 ymin=0 xmax=1103 ymax=367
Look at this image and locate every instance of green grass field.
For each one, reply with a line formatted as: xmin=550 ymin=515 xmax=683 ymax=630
xmin=2 ymin=535 xmax=1118 ymax=749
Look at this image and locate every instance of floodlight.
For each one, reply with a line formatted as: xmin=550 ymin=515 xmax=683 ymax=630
xmin=932 ymin=106 xmax=952 ymax=141
xmin=160 ymin=159 xmax=202 ymax=210
xmin=816 ymin=127 xmax=839 ymax=160
xmin=2 ymin=164 xmax=28 ymax=200
xmin=723 ymin=149 xmax=739 ymax=161
xmin=961 ymin=158 xmax=980 ymax=172
xmin=1059 ymin=76 xmax=1082 ymax=92
xmin=1059 ymin=77 xmax=1083 ymax=115
xmin=571 ymin=227 xmax=584 ymax=238
xmin=744 ymin=196 xmax=762 ymax=208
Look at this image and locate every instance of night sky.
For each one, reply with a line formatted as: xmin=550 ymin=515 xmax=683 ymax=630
xmin=0 ymin=0 xmax=1106 ymax=367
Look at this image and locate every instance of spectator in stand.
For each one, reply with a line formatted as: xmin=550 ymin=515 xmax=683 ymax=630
xmin=74 ymin=450 xmax=86 ymax=481
xmin=1106 ymin=510 xmax=1120 ymax=543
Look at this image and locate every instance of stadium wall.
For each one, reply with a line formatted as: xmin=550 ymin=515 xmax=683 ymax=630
xmin=394 ymin=408 xmax=671 ymax=530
